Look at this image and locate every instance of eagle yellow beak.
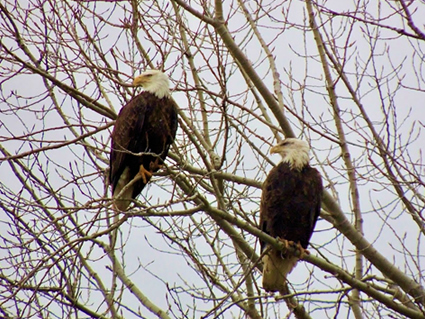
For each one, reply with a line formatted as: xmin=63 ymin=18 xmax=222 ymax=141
xmin=269 ymin=145 xmax=280 ymax=154
xmin=133 ymin=75 xmax=147 ymax=87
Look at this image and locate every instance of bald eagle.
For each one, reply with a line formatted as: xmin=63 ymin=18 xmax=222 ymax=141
xmin=109 ymin=70 xmax=178 ymax=211
xmin=260 ymin=138 xmax=322 ymax=292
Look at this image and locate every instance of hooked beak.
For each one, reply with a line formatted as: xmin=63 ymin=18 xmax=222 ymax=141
xmin=132 ymin=75 xmax=146 ymax=87
xmin=269 ymin=145 xmax=281 ymax=154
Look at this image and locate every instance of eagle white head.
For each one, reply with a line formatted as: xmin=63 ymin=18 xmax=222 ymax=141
xmin=270 ymin=138 xmax=310 ymax=170
xmin=132 ymin=69 xmax=170 ymax=99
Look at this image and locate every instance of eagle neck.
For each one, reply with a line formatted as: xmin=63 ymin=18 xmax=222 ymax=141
xmin=280 ymin=151 xmax=309 ymax=171
xmin=143 ymin=76 xmax=170 ymax=99
xmin=145 ymin=87 xmax=170 ymax=99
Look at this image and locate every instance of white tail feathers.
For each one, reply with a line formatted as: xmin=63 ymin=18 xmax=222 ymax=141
xmin=113 ymin=167 xmax=133 ymax=211
xmin=262 ymin=252 xmax=298 ymax=292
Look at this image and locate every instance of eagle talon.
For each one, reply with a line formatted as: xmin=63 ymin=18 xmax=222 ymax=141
xmin=138 ymin=164 xmax=153 ymax=184
xmin=277 ymin=239 xmax=307 ymax=258
xmin=277 ymin=237 xmax=289 ymax=248
xmin=277 ymin=238 xmax=292 ymax=257
xmin=295 ymin=242 xmax=308 ymax=258
xmin=149 ymin=157 xmax=163 ymax=171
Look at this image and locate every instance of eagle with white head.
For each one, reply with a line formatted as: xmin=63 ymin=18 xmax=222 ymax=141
xmin=260 ymin=138 xmax=323 ymax=292
xmin=109 ymin=70 xmax=178 ymax=211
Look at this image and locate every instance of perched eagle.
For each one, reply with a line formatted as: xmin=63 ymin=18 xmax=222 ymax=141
xmin=260 ymin=138 xmax=322 ymax=292
xmin=109 ymin=70 xmax=178 ymax=211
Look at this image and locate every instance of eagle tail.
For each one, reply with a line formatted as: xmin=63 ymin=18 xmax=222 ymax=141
xmin=112 ymin=167 xmax=134 ymax=211
xmin=113 ymin=189 xmax=133 ymax=211
xmin=262 ymin=252 xmax=298 ymax=292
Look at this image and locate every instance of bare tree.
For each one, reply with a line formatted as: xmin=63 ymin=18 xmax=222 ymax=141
xmin=1 ymin=0 xmax=424 ymax=318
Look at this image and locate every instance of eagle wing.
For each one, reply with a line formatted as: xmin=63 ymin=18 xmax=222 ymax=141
xmin=109 ymin=95 xmax=147 ymax=193
xmin=308 ymin=168 xmax=322 ymax=241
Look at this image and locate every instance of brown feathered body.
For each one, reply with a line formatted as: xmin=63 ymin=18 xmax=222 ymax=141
xmin=260 ymin=139 xmax=322 ymax=292
xmin=109 ymin=91 xmax=178 ymax=211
